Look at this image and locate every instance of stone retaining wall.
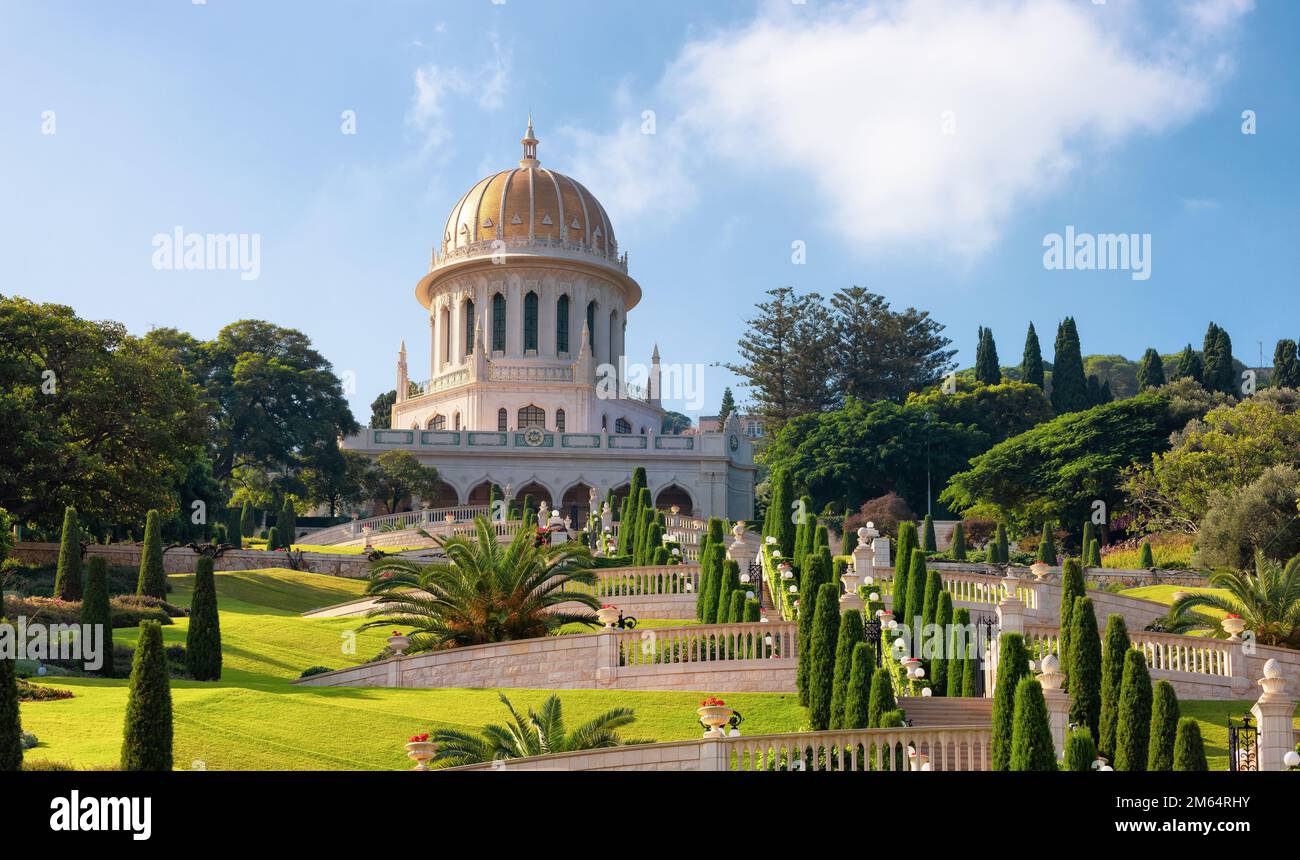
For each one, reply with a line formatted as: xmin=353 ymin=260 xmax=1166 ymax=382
xmin=12 ymin=542 xmax=372 ymax=579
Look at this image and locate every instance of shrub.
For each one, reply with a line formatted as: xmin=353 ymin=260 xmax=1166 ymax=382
xmin=1172 ymin=718 xmax=1208 ymax=771
xmin=700 ymin=544 xmax=726 ymax=625
xmin=808 ymin=583 xmax=841 ymax=730
xmin=933 ymin=591 xmax=953 ymax=695
xmin=878 ymin=708 xmax=905 ymax=728
xmin=714 ymin=557 xmax=740 ymax=624
xmin=136 ymin=509 xmax=167 ymax=599
xmin=1098 ymin=614 xmax=1130 ymax=760
xmin=830 ymin=608 xmax=863 ymax=729
xmin=961 ymin=639 xmax=980 ymax=697
xmin=298 ymin=666 xmax=333 ymax=679
xmin=867 ymin=667 xmax=896 ymax=728
xmin=847 ymin=492 xmax=916 ymax=540
xmin=1147 ymin=680 xmax=1180 ymax=771
xmin=120 ymin=621 xmax=173 ymax=771
xmin=54 ymin=506 xmax=82 ymax=601
xmin=0 ymin=630 xmax=22 ymax=771
xmin=240 ymin=499 xmax=255 ymax=537
xmin=1082 ymin=520 xmax=1095 ymax=559
xmin=279 ymin=499 xmax=297 ymax=546
xmin=1058 ymin=558 xmax=1085 ymax=669
xmin=17 ymin=680 xmax=74 ymax=701
xmin=1064 ymin=727 xmax=1097 ymax=771
xmin=951 ymin=523 xmax=966 ymax=561
xmin=743 ymin=598 xmax=761 ymax=622
xmin=185 ymin=556 xmax=222 ymax=681
xmin=1114 ymin=649 xmax=1153 ymax=771
xmin=1198 ymin=465 xmax=1300 ymax=569
xmin=1009 ymin=676 xmax=1056 ymax=771
xmin=1138 ymin=540 xmax=1154 ymax=569
xmin=990 ymin=632 xmax=1030 ymax=770
xmin=843 ymin=642 xmax=872 ymax=729
xmin=796 ymin=548 xmax=829 ymax=706
xmin=1036 ymin=523 xmax=1056 ymax=564
xmin=727 ymin=590 xmax=746 ymax=624
xmin=80 ymin=556 xmax=113 ymax=676
xmin=922 ymin=514 xmax=937 ymax=552
xmin=267 ymin=526 xmax=281 ymax=552
xmin=1067 ymin=596 xmax=1102 ymax=741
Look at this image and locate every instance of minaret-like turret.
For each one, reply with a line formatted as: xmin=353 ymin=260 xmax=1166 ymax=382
xmin=396 ymin=340 xmax=409 ymax=404
xmin=649 ymin=343 xmax=662 ymax=405
xmin=519 ymin=115 xmax=539 ymax=168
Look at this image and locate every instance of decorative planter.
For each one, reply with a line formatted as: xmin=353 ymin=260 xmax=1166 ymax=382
xmin=405 ymin=741 xmax=437 ymax=771
xmin=1221 ymin=616 xmax=1246 ymax=641
xmin=387 ymin=634 xmax=412 ymax=655
xmin=596 ymin=607 xmax=621 ymax=628
xmin=1029 ymin=561 xmax=1050 ymax=581
xmin=697 ymin=705 xmax=733 ymax=738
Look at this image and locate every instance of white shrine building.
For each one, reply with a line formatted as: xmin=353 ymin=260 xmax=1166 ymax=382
xmin=340 ymin=120 xmax=756 ymax=522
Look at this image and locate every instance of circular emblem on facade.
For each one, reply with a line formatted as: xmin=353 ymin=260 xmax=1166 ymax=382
xmin=522 ymin=426 xmax=546 ymax=447
xmin=729 ymin=434 xmax=739 ymax=452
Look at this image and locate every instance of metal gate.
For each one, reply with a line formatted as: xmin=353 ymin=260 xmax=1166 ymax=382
xmin=974 ymin=612 xmax=998 ymax=698
xmin=1227 ymin=715 xmax=1258 ymax=772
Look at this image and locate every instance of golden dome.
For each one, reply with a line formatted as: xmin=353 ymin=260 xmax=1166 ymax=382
xmin=434 ymin=119 xmax=621 ymax=271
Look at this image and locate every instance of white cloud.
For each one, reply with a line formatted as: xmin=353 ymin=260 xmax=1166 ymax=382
xmin=570 ymin=0 xmax=1251 ymax=258
xmin=406 ymin=34 xmax=512 ymax=150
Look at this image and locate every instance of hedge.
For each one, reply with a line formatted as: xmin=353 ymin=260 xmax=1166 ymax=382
xmin=120 ymin=620 xmax=173 ymax=771
xmin=1114 ymin=648 xmax=1153 ymax=771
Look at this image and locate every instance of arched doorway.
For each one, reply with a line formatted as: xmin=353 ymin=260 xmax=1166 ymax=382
xmin=561 ymin=482 xmax=595 ymax=525
xmin=512 ymin=481 xmax=552 ymax=521
xmin=655 ymin=484 xmax=695 ymax=517
xmin=422 ymin=480 xmax=460 ymax=509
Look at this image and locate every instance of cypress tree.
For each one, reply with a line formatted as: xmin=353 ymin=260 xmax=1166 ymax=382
xmin=1059 ymin=558 xmax=1085 ymax=668
xmin=961 ymin=637 xmax=980 ymax=697
xmin=1272 ymin=338 xmax=1300 ymax=389
xmin=813 ymin=523 xmax=829 ymax=553
xmin=795 ymin=549 xmax=825 ymax=705
xmin=137 ymin=509 xmax=167 ymax=599
xmin=921 ymin=514 xmax=936 ymax=552
xmin=773 ymin=469 xmax=796 ymax=558
xmin=727 ymin=590 xmax=746 ymax=624
xmin=905 ymin=549 xmax=927 ymax=633
xmin=1114 ymin=649 xmax=1153 ymax=771
xmin=1082 ymin=520 xmax=1095 ymax=559
xmin=54 ymin=505 xmax=82 ymax=601
xmin=1021 ymin=322 xmax=1045 ymax=389
xmin=1067 ymin=596 xmax=1102 ymax=741
xmin=951 ymin=522 xmax=966 ymax=561
xmin=844 ymin=642 xmax=872 ymax=729
xmin=921 ymin=569 xmax=942 ymax=630
xmin=1147 ymin=680 xmax=1180 ymax=771
xmin=1172 ymin=718 xmax=1208 ymax=771
xmin=843 ymin=517 xmax=859 ymax=557
xmin=240 ymin=499 xmax=254 ymax=537
xmin=280 ymin=498 xmax=297 ymax=548
xmin=617 ymin=495 xmax=633 ymax=556
xmin=1035 ymin=523 xmax=1056 ymax=564
xmin=949 ymin=607 xmax=973 ymax=697
xmin=226 ymin=509 xmax=242 ymax=549
xmin=0 ymin=625 xmax=21 ymax=771
xmin=1050 ymin=317 xmax=1089 ymax=414
xmin=1138 ymin=540 xmax=1154 ymax=568
xmin=1202 ymin=322 xmax=1236 ymax=396
xmin=975 ymin=326 xmax=1001 ymax=385
xmin=700 ymin=544 xmax=726 ymax=625
xmin=1086 ymin=539 xmax=1101 ymax=568
xmin=808 ymin=583 xmax=841 ymax=730
xmin=1098 ymin=613 xmax=1131 ymax=760
xmin=1009 ymin=676 xmax=1056 ymax=771
xmin=267 ymin=526 xmax=280 ymax=552
xmin=186 ymin=556 xmax=223 ymax=681
xmin=1063 ymin=727 xmax=1097 ymax=772
xmin=743 ymin=598 xmax=761 ymax=622
xmin=715 ymin=559 xmax=740 ymax=624
xmin=1137 ymin=348 xmax=1166 ymax=390
xmin=120 ymin=620 xmax=174 ymax=771
xmin=933 ymin=591 xmax=953 ymax=696
xmin=830 ymin=608 xmax=863 ymax=728
xmin=993 ymin=523 xmax=1008 ymax=564
xmin=645 ymin=523 xmax=664 ymax=566
xmin=1173 ymin=343 xmax=1203 ymax=384
xmin=867 ymin=666 xmax=897 ymax=728
xmin=81 ymin=555 xmax=113 ymax=676
xmin=990 ymin=632 xmax=1030 ymax=770
xmin=893 ymin=521 xmax=917 ymax=623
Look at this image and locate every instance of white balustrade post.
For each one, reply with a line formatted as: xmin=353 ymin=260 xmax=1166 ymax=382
xmin=595 ymin=628 xmax=618 ymax=686
xmin=726 ymin=522 xmax=757 ymax=568
xmin=871 ymin=535 xmax=891 ymax=570
xmin=1037 ymin=654 xmax=1070 ymax=761
xmin=996 ymin=572 xmax=1025 ymax=636
xmin=698 ymin=738 xmax=728 ymax=771
xmin=847 ymin=524 xmax=876 ymax=614
xmin=1250 ymin=658 xmax=1296 ymax=772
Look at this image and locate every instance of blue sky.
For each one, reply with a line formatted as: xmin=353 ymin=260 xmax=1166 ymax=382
xmin=2 ymin=0 xmax=1296 ymax=422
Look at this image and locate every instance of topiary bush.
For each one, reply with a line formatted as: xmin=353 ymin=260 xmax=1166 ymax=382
xmin=795 ymin=548 xmax=829 ymax=706
xmin=727 ymin=590 xmax=746 ymax=624
xmin=922 ymin=514 xmax=936 ymax=552
xmin=136 ymin=509 xmax=167 ymax=599
xmin=829 ymin=608 xmax=863 ymax=729
xmin=80 ymin=556 xmax=113 ymax=676
xmin=867 ymin=667 xmax=896 ymax=728
xmin=1098 ymin=614 xmax=1131 ymax=760
xmin=921 ymin=569 xmax=942 ymax=630
xmin=1138 ymin=540 xmax=1154 ymax=569
xmin=1063 ymin=727 xmax=1097 ymax=771
xmin=1067 ymin=596 xmax=1102 ymax=741
xmin=1147 ymin=680 xmax=1180 ymax=771
xmin=948 ymin=606 xmax=972 ymax=697
xmin=951 ymin=522 xmax=966 ymax=561
xmin=808 ymin=583 xmax=841 ymax=730
xmin=893 ymin=521 xmax=917 ymax=623
xmin=743 ymin=598 xmax=761 ymax=622
xmin=1114 ymin=648 xmax=1153 ymax=771
xmin=185 ymin=556 xmax=222 ymax=681
xmin=990 ymin=632 xmax=1030 ymax=770
xmin=1172 ymin=717 xmax=1208 ymax=771
xmin=843 ymin=642 xmax=872 ymax=730
xmin=54 ymin=506 xmax=82 ymax=601
xmin=905 ymin=549 xmax=927 ymax=632
xmin=993 ymin=522 xmax=1009 ymax=564
xmin=1009 ymin=676 xmax=1056 ymax=771
xmin=1036 ymin=522 xmax=1056 ymax=564
xmin=120 ymin=620 xmax=173 ymax=771
xmin=1086 ymin=539 xmax=1101 ymax=568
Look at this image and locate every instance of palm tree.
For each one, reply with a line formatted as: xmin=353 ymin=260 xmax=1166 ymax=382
xmin=428 ymin=692 xmax=653 ymax=767
xmin=1167 ymin=552 xmax=1300 ymax=648
xmin=358 ymin=516 xmax=601 ymax=652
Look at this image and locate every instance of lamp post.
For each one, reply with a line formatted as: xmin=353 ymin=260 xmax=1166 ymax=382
xmin=864 ymin=617 xmax=883 ymax=667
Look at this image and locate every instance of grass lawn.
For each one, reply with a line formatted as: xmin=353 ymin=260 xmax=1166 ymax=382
xmin=19 ymin=569 xmax=799 ymax=770
xmin=1118 ymin=585 xmax=1232 ymax=619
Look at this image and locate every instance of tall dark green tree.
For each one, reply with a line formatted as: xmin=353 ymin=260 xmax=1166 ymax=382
xmin=975 ymin=326 xmax=1001 ymax=386
xmin=1058 ymin=558 xmax=1085 ymax=669
xmin=0 ymin=625 xmax=21 ymax=771
xmin=808 ymin=583 xmax=842 ymax=730
xmin=80 ymin=556 xmax=113 ymax=676
xmin=1137 ymin=348 xmax=1166 ymax=390
xmin=1172 ymin=343 xmax=1203 ymax=384
xmin=992 ymin=523 xmax=1009 ymax=564
xmin=1147 ymin=680 xmax=1180 ymax=771
xmin=186 ymin=556 xmax=223 ymax=681
xmin=843 ymin=642 xmax=873 ymax=729
xmin=892 ymin=521 xmax=918 ymax=624
xmin=949 ymin=607 xmax=974 ymax=697
xmin=728 ymin=287 xmax=835 ymax=430
xmin=770 ymin=469 xmax=796 ymax=558
xmin=1050 ymin=317 xmax=1089 ymax=414
xmin=1021 ymin=323 xmax=1045 ymax=389
xmin=1098 ymin=614 xmax=1131 ymax=761
xmin=922 ymin=514 xmax=937 ymax=552
xmin=1063 ymin=727 xmax=1097 ymax=771
xmin=990 ymin=632 xmax=1031 ymax=770
xmin=714 ymin=559 xmax=740 ymax=625
xmin=1114 ymin=649 xmax=1153 ymax=771
xmin=950 ymin=522 xmax=966 ymax=561
xmin=867 ymin=666 xmax=897 ymax=728
xmin=795 ymin=548 xmax=827 ymax=706
xmin=921 ymin=569 xmax=942 ymax=630
xmin=700 ymin=544 xmax=726 ymax=627
xmin=1067 ymin=596 xmax=1102 ymax=741
xmin=717 ymin=386 xmax=736 ymax=422
xmin=933 ymin=591 xmax=953 ymax=695
xmin=279 ymin=498 xmax=297 ymax=548
xmin=1036 ymin=523 xmax=1056 ymax=564
xmin=829 ymin=608 xmax=863 ymax=729
xmin=1173 ymin=718 xmax=1208 ymax=771
xmin=1202 ymin=322 xmax=1236 ymax=397
xmin=1009 ymin=676 xmax=1056 ymax=771
xmin=905 ymin=549 xmax=927 ymax=633
xmin=1272 ymin=339 xmax=1300 ymax=389
xmin=54 ymin=505 xmax=82 ymax=601
xmin=1138 ymin=541 xmax=1154 ymax=568
xmin=240 ymin=498 xmax=255 ymax=537
xmin=137 ymin=509 xmax=167 ymax=599
xmin=120 ymin=620 xmax=174 ymax=771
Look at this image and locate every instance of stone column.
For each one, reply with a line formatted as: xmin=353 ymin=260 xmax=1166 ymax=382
xmin=698 ymin=738 xmax=728 ymax=772
xmin=851 ymin=525 xmax=877 ymax=577
xmin=506 ymin=279 xmax=523 ymax=356
xmin=996 ymin=573 xmax=1025 ymax=636
xmin=726 ymin=522 xmax=757 ymax=567
xmin=594 ymin=628 xmax=618 ymax=686
xmin=1038 ymin=654 xmax=1070 ymax=760
xmin=1251 ymin=658 xmax=1296 ymax=772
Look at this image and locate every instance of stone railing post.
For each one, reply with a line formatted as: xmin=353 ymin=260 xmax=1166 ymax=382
xmin=595 ymin=628 xmax=619 ymax=687
xmin=996 ymin=572 xmax=1025 ymax=636
xmin=698 ymin=738 xmax=728 ymax=771
xmin=726 ymin=522 xmax=757 ymax=568
xmin=1037 ymin=654 xmax=1070 ymax=760
xmin=1228 ymin=640 xmax=1252 ymax=697
xmin=1251 ymin=658 xmax=1296 ymax=772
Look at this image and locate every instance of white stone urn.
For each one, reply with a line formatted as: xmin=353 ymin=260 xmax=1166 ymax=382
xmin=1221 ymin=615 xmax=1246 ymax=641
xmin=405 ymin=739 xmax=437 ymax=771
xmin=1029 ymin=561 xmax=1050 ymax=581
xmin=779 ymin=562 xmax=794 ymax=580
xmin=1037 ymin=653 xmax=1064 ymax=691
xmin=1002 ymin=571 xmax=1021 ymax=599
xmin=444 ymin=512 xmax=455 ymax=524
xmin=840 ymin=565 xmax=861 ymax=595
xmin=1258 ymin=658 xmax=1287 ymax=699
xmin=697 ymin=702 xmax=733 ymax=737
xmin=671 ymin=505 xmax=680 ymax=516
xmin=387 ymin=633 xmax=411 ymax=655
xmin=596 ymin=606 xmax=621 ymax=628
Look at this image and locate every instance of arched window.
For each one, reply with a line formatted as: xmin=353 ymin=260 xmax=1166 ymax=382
xmin=555 ymin=408 xmax=566 ymax=432
xmin=430 ymin=414 xmax=446 ymax=430
xmin=615 ymin=417 xmax=631 ymax=434
xmin=556 ymin=294 xmax=570 ymax=353
xmin=497 ymin=408 xmax=508 ymax=432
xmin=463 ymin=298 xmax=475 ymax=355
xmin=440 ymin=306 xmax=451 ymax=364
xmin=586 ymin=300 xmax=596 ymax=346
xmin=524 ymin=291 xmax=539 ymax=352
xmin=492 ymin=292 xmax=506 ymax=352
xmin=518 ymin=404 xmax=545 ymax=428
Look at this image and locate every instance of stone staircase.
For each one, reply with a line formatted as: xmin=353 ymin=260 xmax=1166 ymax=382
xmin=897 ymin=696 xmax=993 ymax=727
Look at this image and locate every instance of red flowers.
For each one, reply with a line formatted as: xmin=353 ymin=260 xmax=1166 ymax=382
xmin=1225 ymin=613 xmax=1242 ymax=619
xmin=601 ymin=604 xmax=617 ymax=610
xmin=408 ymin=733 xmax=429 ymax=743
xmin=700 ymin=696 xmax=726 ymax=708
xmin=391 ymin=631 xmax=403 ymax=636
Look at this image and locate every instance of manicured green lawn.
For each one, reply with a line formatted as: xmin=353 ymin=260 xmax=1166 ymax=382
xmin=19 ymin=569 xmax=799 ymax=770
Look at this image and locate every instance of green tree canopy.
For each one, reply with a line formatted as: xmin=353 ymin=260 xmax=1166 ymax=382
xmin=360 ymin=450 xmax=441 ymax=514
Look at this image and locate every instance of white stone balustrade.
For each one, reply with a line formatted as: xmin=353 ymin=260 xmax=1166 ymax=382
xmin=613 ymin=621 xmax=797 ymax=667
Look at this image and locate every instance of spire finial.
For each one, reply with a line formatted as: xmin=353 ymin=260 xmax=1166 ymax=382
xmin=520 ymin=115 xmax=539 ymax=168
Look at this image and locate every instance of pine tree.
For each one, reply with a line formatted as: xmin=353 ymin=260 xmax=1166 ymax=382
xmin=137 ymin=509 xmax=167 ymax=599
xmin=1067 ymin=596 xmax=1102 ymax=741
xmin=1137 ymin=348 xmax=1166 ymax=390
xmin=54 ymin=505 xmax=82 ymax=601
xmin=808 ymin=583 xmax=841 ymax=730
xmin=1147 ymin=680 xmax=1180 ymax=771
xmin=1272 ymin=339 xmax=1300 ymax=389
xmin=992 ymin=522 xmax=1008 ymax=564
xmin=951 ymin=522 xmax=966 ymax=561
xmin=1172 ymin=718 xmax=1208 ymax=771
xmin=830 ymin=609 xmax=863 ymax=729
xmin=906 ymin=549 xmax=927 ymax=633
xmin=1059 ymin=557 xmax=1086 ymax=669
xmin=1009 ymin=677 xmax=1056 ymax=771
xmin=892 ymin=521 xmax=918 ymax=623
xmin=922 ymin=514 xmax=937 ymax=552
xmin=975 ymin=326 xmax=1001 ymax=385
xmin=844 ymin=642 xmax=873 ymax=729
xmin=1138 ymin=540 xmax=1154 ymax=568
xmin=1114 ymin=649 xmax=1153 ymax=771
xmin=867 ymin=666 xmax=897 ymax=728
xmin=1098 ymin=613 xmax=1131 ymax=761
xmin=81 ymin=555 xmax=113 ymax=676
xmin=186 ymin=556 xmax=223 ymax=681
xmin=1021 ymin=322 xmax=1045 ymax=389
xmin=921 ymin=569 xmax=942 ymax=630
xmin=120 ymin=620 xmax=174 ymax=771
xmin=1036 ymin=523 xmax=1056 ymax=564
xmin=1050 ymin=317 xmax=1089 ymax=414
xmin=1063 ymin=727 xmax=1097 ymax=772
xmin=240 ymin=499 xmax=255 ymax=537
xmin=1173 ymin=343 xmax=1203 ymax=384
xmin=0 ymin=625 xmax=21 ymax=771
xmin=933 ymin=591 xmax=953 ymax=696
xmin=990 ymin=632 xmax=1030 ymax=770
xmin=718 ymin=386 xmax=736 ymax=422
xmin=949 ymin=607 xmax=973 ymax=697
